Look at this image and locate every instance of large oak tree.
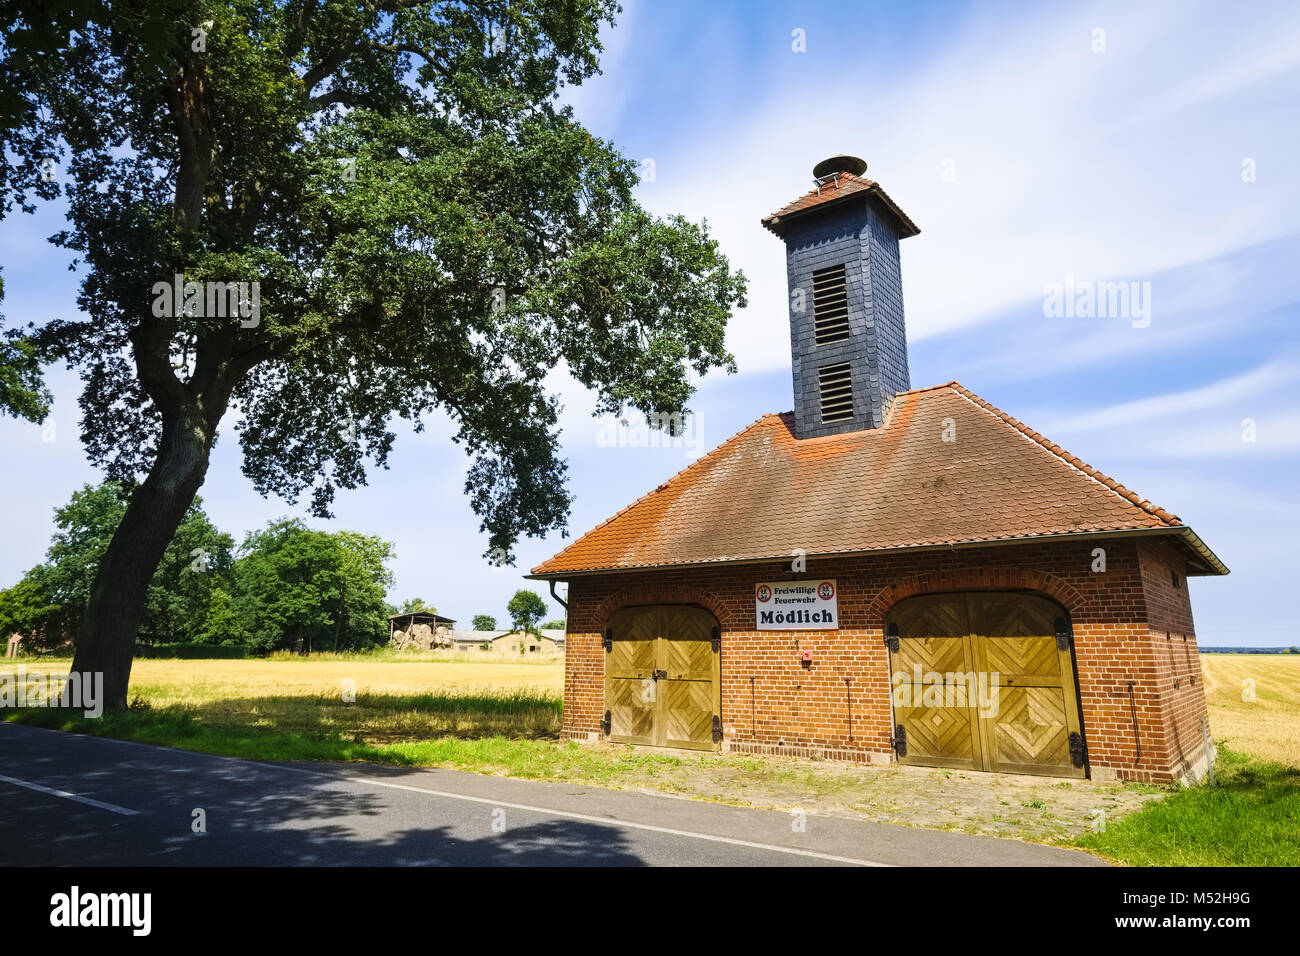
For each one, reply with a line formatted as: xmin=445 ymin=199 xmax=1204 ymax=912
xmin=0 ymin=1 xmax=746 ymax=708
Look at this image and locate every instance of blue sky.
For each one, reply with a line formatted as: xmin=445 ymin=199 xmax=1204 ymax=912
xmin=2 ymin=0 xmax=1298 ymax=644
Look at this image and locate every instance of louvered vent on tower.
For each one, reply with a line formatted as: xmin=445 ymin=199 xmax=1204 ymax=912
xmin=818 ymin=363 xmax=854 ymax=423
xmin=812 ymin=264 xmax=850 ymax=345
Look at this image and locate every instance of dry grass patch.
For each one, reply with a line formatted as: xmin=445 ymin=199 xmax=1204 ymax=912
xmin=1200 ymin=654 xmax=1300 ymax=767
xmin=4 ymin=656 xmax=564 ymax=743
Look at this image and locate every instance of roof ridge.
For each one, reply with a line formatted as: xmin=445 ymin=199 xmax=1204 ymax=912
xmin=901 ymin=380 xmax=958 ymax=396
xmin=946 ymin=383 xmax=1182 ymax=526
xmin=529 ymin=412 xmax=783 ymax=575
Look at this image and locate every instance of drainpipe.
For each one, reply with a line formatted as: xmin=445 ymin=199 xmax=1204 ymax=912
xmin=1127 ymin=680 xmax=1143 ymax=765
xmin=549 ymin=579 xmax=567 ymax=610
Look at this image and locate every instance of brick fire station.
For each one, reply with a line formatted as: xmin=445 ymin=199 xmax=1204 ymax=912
xmin=529 ymin=155 xmax=1227 ymax=784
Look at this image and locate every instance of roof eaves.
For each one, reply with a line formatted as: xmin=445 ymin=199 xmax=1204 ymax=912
xmin=524 ymin=526 xmax=1226 ymax=580
xmin=761 ymin=178 xmax=920 ymax=238
xmin=1173 ymin=526 xmax=1231 ymax=576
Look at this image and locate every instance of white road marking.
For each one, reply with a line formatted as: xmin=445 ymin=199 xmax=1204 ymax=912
xmin=1 ymin=724 xmax=887 ymax=864
xmin=347 ymin=775 xmax=890 ymax=866
xmin=0 ymin=772 xmax=139 ymax=816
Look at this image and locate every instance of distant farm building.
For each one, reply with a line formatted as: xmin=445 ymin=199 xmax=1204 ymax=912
xmin=444 ymin=629 xmax=565 ymax=653
xmin=388 ymin=611 xmax=456 ymax=639
xmin=492 ymin=629 xmax=564 ymax=653
xmin=388 ymin=611 xmax=457 ymax=650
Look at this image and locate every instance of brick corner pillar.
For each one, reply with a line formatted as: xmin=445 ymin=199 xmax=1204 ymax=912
xmin=1077 ymin=538 xmax=1215 ymax=785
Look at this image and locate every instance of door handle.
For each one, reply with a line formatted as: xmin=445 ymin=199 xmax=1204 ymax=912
xmin=652 ymin=669 xmax=667 ymax=680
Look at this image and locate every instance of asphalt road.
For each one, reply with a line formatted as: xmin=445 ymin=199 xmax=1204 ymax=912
xmin=0 ymin=722 xmax=1105 ymax=866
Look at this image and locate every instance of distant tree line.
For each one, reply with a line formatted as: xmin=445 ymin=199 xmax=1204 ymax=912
xmin=0 ymin=482 xmax=394 ymax=654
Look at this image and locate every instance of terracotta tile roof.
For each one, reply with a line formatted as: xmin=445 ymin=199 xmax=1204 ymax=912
xmin=761 ymin=172 xmax=921 ymax=238
xmin=531 ymin=383 xmax=1227 ymax=577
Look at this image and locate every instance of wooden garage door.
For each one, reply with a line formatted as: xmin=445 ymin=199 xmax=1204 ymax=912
xmin=887 ymin=592 xmax=1086 ymax=777
xmin=605 ymin=605 xmax=720 ymax=751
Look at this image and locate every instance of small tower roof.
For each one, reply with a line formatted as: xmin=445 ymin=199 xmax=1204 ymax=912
xmin=761 ymin=158 xmax=920 ymax=239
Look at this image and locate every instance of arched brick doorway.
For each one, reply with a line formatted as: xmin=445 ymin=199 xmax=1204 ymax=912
xmin=885 ymin=590 xmax=1087 ymax=777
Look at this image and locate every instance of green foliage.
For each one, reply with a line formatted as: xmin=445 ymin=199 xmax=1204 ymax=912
xmin=2 ymin=481 xmax=397 ymax=653
xmin=1 ymin=2 xmax=744 ymax=713
xmin=472 ymin=614 xmax=497 ymax=631
xmin=11 ymin=481 xmax=235 ymax=647
xmin=235 ymin=519 xmax=394 ymax=653
xmin=0 ymin=271 xmax=50 ymax=421
xmin=399 ymin=597 xmax=433 ymax=613
xmin=141 ymin=499 xmax=238 ymax=643
xmin=542 ymin=618 xmax=565 ymax=630
xmin=0 ymin=565 xmax=59 ymax=650
xmin=506 ymin=589 xmax=547 ymax=637
xmin=194 ymin=587 xmax=246 ymax=645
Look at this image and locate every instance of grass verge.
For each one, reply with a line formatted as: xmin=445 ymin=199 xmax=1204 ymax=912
xmin=1 ymin=704 xmax=691 ymax=782
xmin=1075 ymin=746 xmax=1300 ymax=866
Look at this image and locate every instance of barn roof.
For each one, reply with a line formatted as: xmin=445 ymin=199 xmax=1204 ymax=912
xmin=388 ymin=611 xmax=457 ymax=625
xmin=530 ymin=382 xmax=1228 ymax=578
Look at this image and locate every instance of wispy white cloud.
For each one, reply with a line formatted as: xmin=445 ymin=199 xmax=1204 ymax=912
xmin=631 ymin=0 xmax=1300 ymax=375
xmin=1038 ymin=359 xmax=1300 ymax=436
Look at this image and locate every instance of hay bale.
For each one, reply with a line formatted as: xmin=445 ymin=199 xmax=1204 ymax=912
xmin=409 ymin=623 xmax=435 ymax=649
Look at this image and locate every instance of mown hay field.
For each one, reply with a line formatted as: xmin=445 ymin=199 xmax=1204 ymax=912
xmin=1200 ymin=653 xmax=1300 ymax=767
xmin=4 ymin=655 xmax=564 ymax=744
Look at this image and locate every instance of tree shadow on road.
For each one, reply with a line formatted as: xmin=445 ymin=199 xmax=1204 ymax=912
xmin=0 ymin=733 xmax=646 ymax=866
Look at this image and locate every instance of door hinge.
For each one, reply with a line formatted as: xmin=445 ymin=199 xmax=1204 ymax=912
xmin=890 ymin=724 xmax=907 ymax=756
xmin=1055 ymin=618 xmax=1072 ymax=651
xmin=884 ymin=622 xmax=899 ymax=653
xmin=711 ymin=625 xmax=721 ymax=653
xmin=712 ymin=714 xmax=723 ymax=743
xmin=600 ymin=710 xmax=611 ymax=736
xmin=602 ymin=628 xmax=612 ymax=652
xmin=1069 ymin=731 xmax=1088 ymax=768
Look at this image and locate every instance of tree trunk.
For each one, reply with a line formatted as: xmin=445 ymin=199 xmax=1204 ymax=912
xmin=69 ymin=406 xmax=214 ymax=711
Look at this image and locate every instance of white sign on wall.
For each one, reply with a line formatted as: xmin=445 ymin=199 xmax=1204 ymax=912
xmin=755 ymin=580 xmax=839 ymax=630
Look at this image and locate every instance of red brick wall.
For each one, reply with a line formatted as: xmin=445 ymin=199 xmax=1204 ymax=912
xmin=561 ymin=535 xmax=1211 ymax=783
xmin=1136 ymin=537 xmax=1212 ymax=780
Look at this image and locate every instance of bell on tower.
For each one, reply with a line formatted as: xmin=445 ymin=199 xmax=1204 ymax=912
xmin=761 ymin=156 xmax=920 ymax=439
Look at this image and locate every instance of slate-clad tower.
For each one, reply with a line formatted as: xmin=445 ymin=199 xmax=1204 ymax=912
xmin=761 ymin=156 xmax=920 ymax=439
